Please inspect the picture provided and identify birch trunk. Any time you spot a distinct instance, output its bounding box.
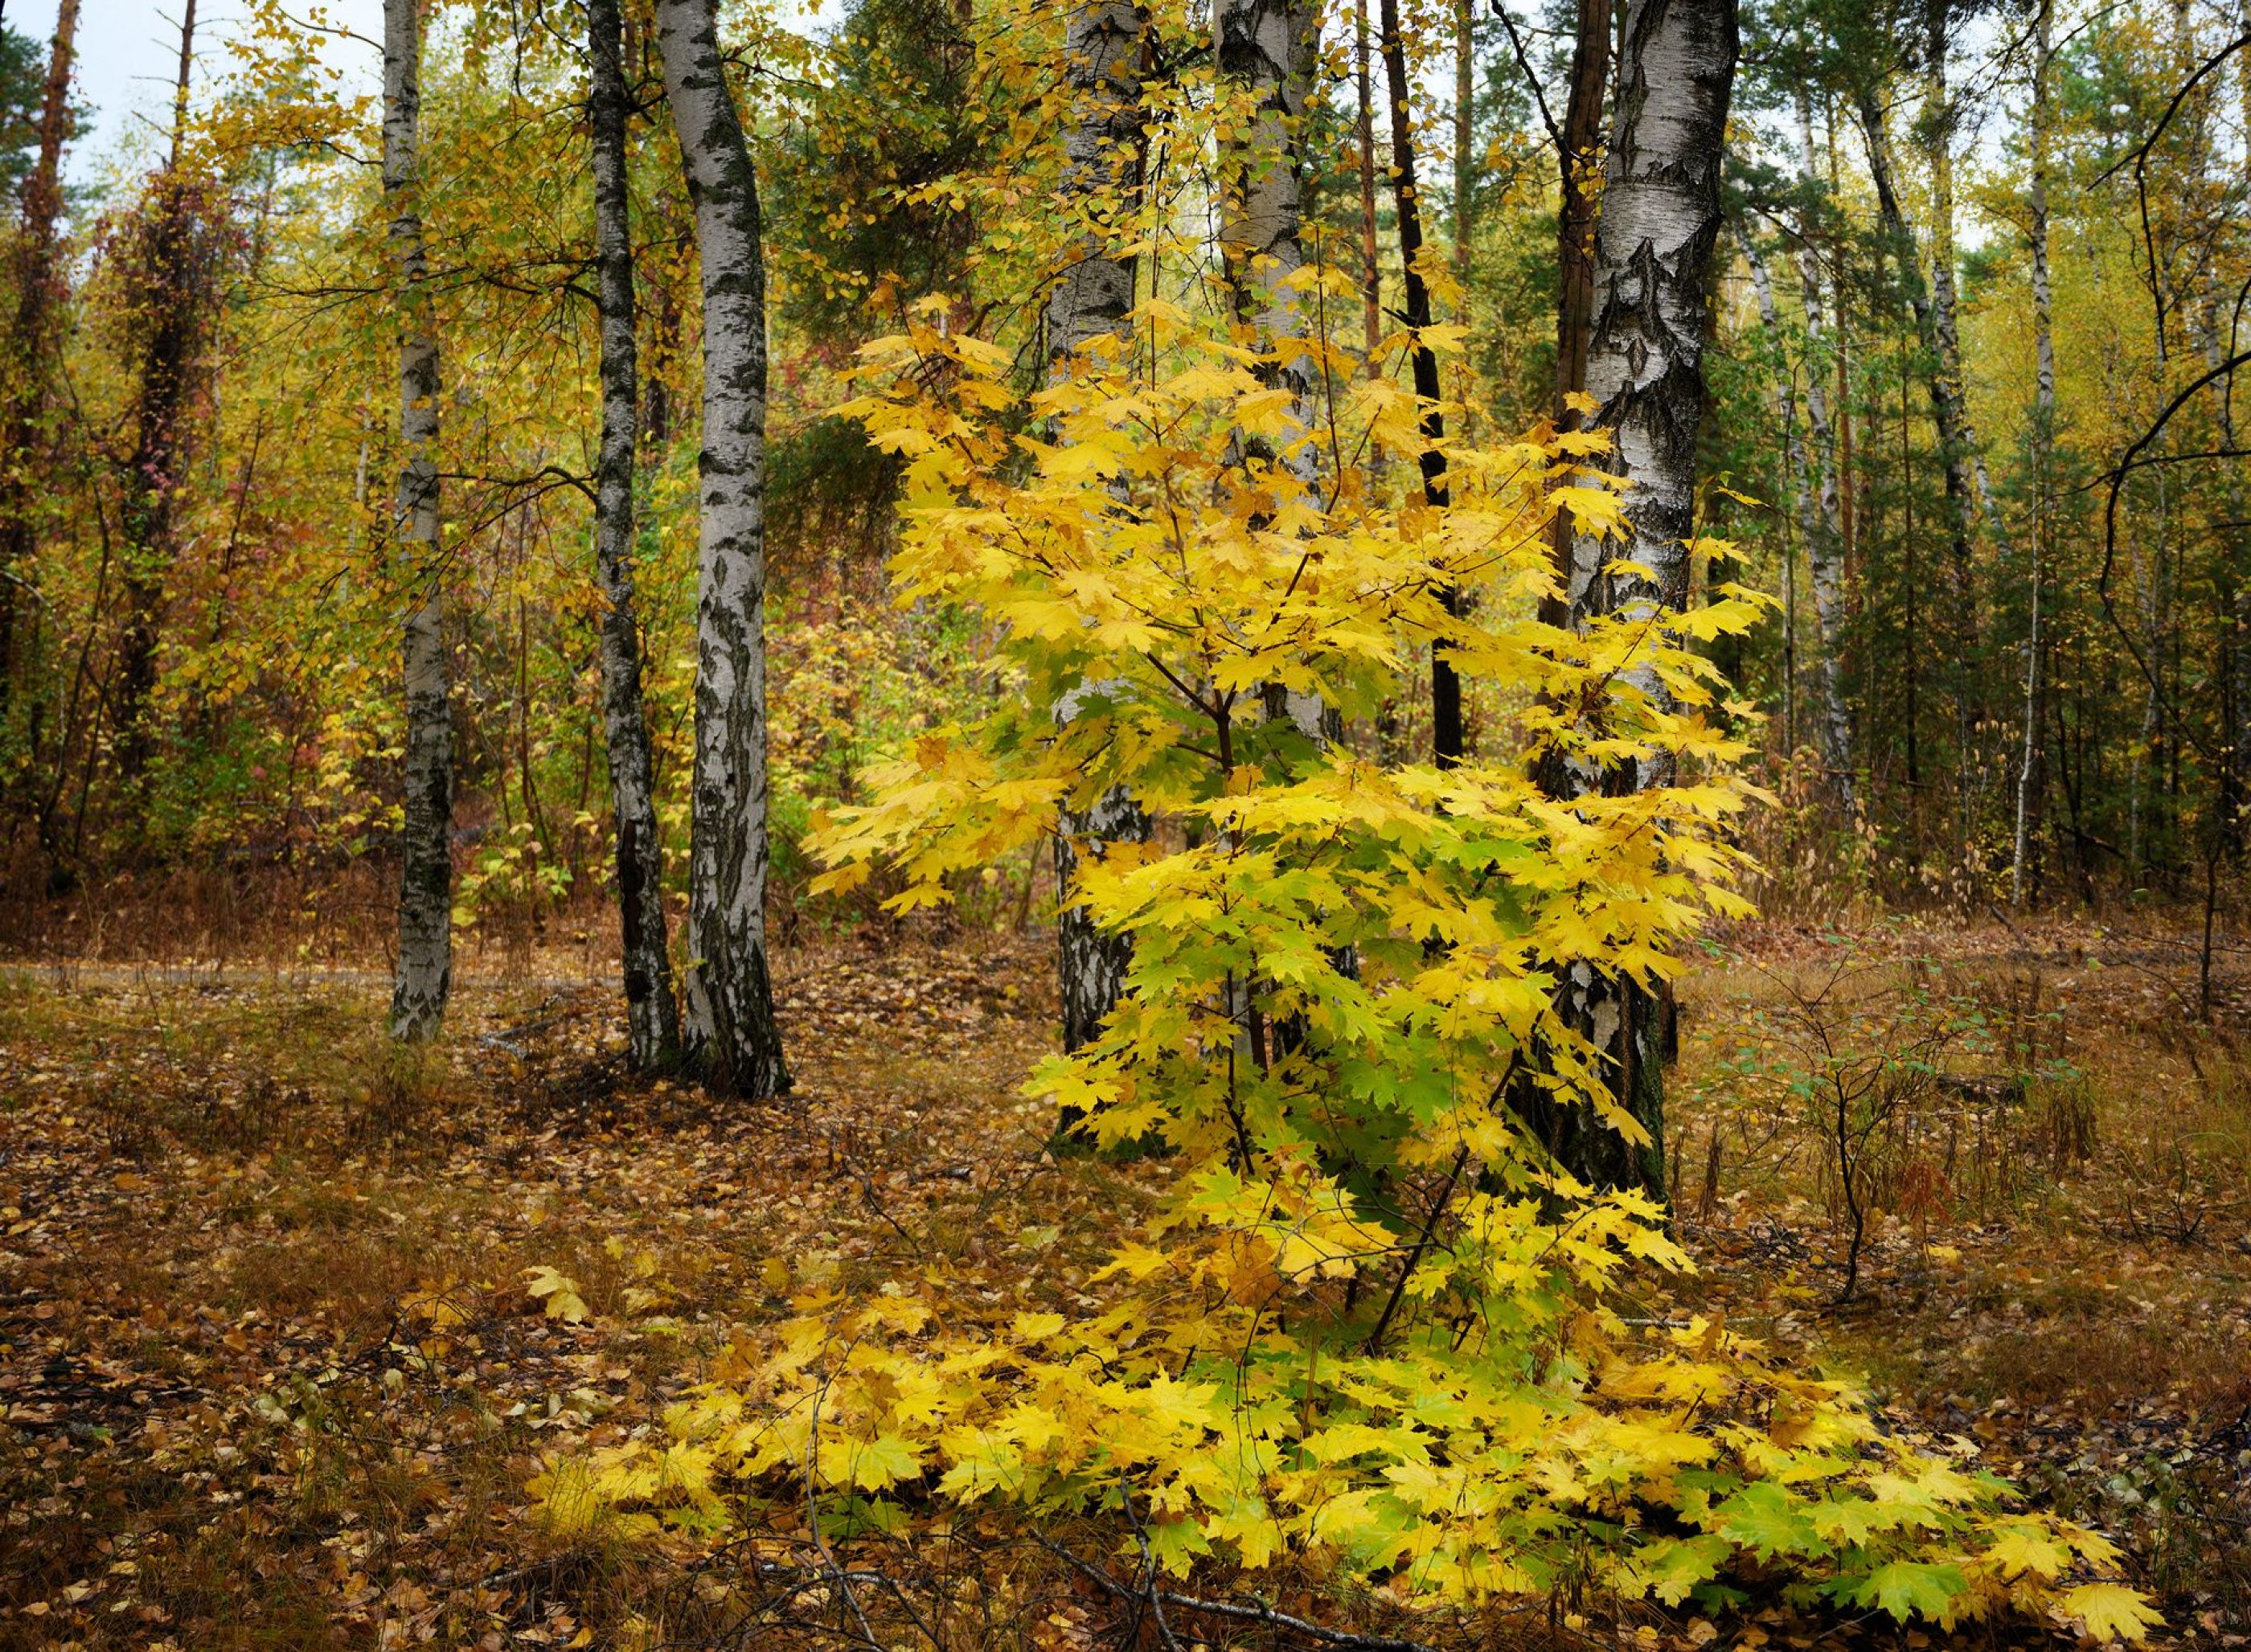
[383,0,453,1043]
[0,0,80,699]
[1856,92,1984,543]
[1216,0,1319,469]
[1737,232,1810,684]
[1743,233,1807,755]
[1047,0,1149,1056]
[1216,0,1332,1068]
[656,0,792,1098]
[1539,0,1737,1197]
[591,0,682,1069]
[2190,2,2251,842]
[1791,84,1853,810]
[1217,0,1328,748]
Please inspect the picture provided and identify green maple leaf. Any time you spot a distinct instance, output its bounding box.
[1848,1560,1966,1622]
[1715,1482,1823,1560]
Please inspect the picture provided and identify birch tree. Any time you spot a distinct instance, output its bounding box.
[1048,0,1150,1056]
[1542,0,1739,1195]
[1216,0,1326,751]
[1791,83,1853,810]
[655,0,791,1098]
[385,0,453,1042]
[1216,0,1318,457]
[589,0,680,1069]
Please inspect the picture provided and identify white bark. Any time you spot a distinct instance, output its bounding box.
[1047,1,1144,365]
[1742,235,1806,755]
[385,0,453,1043]
[1792,84,1853,810]
[1215,0,1335,1072]
[1216,0,1328,750]
[1048,0,1150,1058]
[657,0,791,1098]
[1546,0,1737,1196]
[1564,0,1738,738]
[591,0,681,1068]
[1216,0,1320,477]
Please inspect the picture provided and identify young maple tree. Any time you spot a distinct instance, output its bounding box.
[539,294,2155,1642]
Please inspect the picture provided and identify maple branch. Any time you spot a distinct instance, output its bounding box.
[1363,1142,1469,1355]
[1042,1535,1445,1652]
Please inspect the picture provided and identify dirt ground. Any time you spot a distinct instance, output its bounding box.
[0,916,2246,1649]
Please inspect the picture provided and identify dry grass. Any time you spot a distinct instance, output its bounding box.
[0,913,2247,1648]
[0,935,1094,1650]
[1671,916,2251,1634]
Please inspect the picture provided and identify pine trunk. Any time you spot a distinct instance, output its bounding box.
[656,0,792,1099]
[1540,0,1738,1198]
[591,0,682,1070]
[113,0,203,782]
[1048,0,1150,1057]
[2013,0,2056,900]
[0,0,80,699]
[1356,0,1382,367]
[1921,20,1982,846]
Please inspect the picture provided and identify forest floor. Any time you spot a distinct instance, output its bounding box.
[0,915,2246,1650]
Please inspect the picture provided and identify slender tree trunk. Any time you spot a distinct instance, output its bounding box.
[114,0,203,782]
[0,0,80,702]
[385,0,453,1042]
[590,0,681,1069]
[2193,1,2251,845]
[1920,9,1979,853]
[1356,0,1382,371]
[1544,0,1612,632]
[1379,0,1463,766]
[2013,0,2056,904]
[1540,0,1738,1198]
[1554,0,1611,428]
[1453,0,1473,301]
[1047,0,1150,1056]
[1743,236,1802,753]
[655,0,791,1098]
[1792,84,1853,810]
